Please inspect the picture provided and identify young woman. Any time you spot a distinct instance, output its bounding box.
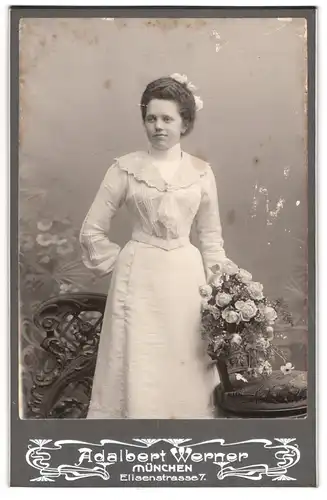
[80,74,229,418]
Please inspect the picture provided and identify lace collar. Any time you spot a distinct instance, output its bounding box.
[116,150,209,191]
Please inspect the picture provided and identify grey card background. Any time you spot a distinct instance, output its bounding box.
[11,6,316,487]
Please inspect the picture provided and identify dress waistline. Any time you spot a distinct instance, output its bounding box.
[131,230,190,251]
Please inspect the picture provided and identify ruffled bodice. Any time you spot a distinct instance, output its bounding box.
[118,150,208,191]
[80,150,226,279]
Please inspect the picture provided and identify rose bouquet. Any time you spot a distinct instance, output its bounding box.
[200,260,293,380]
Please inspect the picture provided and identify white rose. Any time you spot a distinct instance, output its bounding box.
[199,284,213,298]
[235,300,257,321]
[222,309,240,324]
[170,72,188,85]
[216,293,232,307]
[237,268,252,283]
[221,259,239,276]
[247,281,264,300]
[231,333,242,345]
[264,306,278,322]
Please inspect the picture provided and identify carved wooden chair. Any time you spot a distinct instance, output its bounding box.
[27,293,307,419]
[27,293,106,419]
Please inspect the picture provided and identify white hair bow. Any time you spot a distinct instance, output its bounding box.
[170,72,204,111]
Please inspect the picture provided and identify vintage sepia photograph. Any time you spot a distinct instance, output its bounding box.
[18,13,310,423]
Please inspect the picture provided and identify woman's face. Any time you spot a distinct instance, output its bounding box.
[144,99,186,150]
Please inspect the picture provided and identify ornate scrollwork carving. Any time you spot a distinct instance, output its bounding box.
[27,292,107,419]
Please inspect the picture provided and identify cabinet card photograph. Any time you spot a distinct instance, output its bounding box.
[11,6,316,487]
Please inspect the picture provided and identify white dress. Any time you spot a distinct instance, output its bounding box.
[79,150,227,418]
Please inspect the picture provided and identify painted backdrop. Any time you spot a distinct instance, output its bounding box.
[19,17,308,416]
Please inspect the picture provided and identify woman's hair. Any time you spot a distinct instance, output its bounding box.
[140,77,196,136]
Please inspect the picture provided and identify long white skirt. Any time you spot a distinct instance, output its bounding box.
[87,240,219,419]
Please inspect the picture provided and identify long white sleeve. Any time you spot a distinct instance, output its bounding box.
[194,166,227,280]
[79,162,127,277]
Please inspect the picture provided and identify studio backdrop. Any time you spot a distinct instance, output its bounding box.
[18,17,308,417]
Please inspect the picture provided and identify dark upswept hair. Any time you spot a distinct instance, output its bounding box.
[140,76,197,137]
